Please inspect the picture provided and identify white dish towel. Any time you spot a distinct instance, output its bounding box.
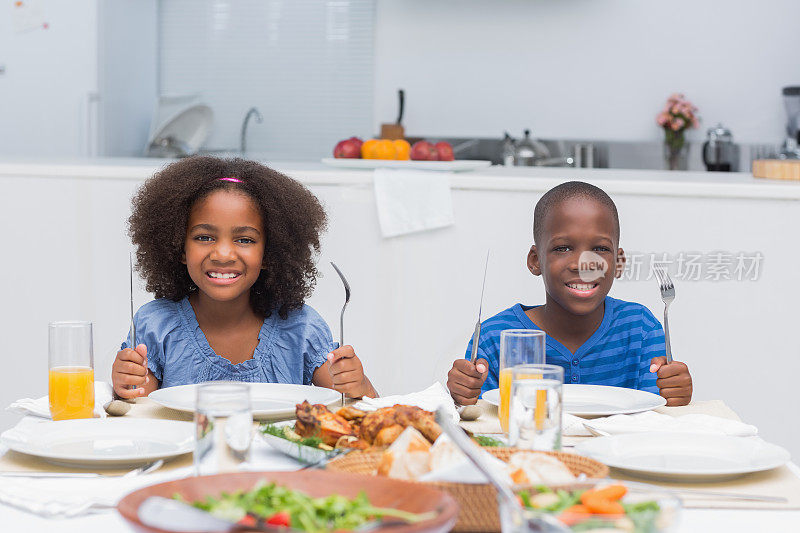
[373,168,455,238]
[6,381,114,419]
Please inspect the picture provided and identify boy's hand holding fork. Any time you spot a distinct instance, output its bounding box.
[650,357,693,406]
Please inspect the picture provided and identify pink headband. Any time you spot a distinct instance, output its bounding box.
[219,177,243,183]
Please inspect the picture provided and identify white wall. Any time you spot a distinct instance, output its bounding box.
[0,0,157,158]
[1,163,798,462]
[0,0,99,156]
[374,0,800,144]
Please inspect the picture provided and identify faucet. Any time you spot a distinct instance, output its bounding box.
[240,107,263,154]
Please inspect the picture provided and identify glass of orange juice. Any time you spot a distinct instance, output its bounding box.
[498,329,545,433]
[49,321,95,421]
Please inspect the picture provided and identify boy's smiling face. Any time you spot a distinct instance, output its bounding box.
[527,196,625,317]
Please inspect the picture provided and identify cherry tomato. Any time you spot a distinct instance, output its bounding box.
[266,511,291,527]
[236,515,257,527]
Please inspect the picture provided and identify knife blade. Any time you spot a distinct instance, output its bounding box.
[469,250,490,364]
[130,251,136,349]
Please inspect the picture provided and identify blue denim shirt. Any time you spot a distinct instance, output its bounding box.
[121,297,334,388]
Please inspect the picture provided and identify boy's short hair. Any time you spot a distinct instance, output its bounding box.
[533,181,620,244]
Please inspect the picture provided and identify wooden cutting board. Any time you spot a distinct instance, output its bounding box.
[752,159,800,180]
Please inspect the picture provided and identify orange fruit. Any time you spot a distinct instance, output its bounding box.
[361,139,380,159]
[393,139,411,160]
[372,139,397,160]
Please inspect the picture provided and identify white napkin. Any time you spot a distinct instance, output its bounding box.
[581,411,758,437]
[373,168,455,238]
[563,413,594,437]
[419,447,512,485]
[6,381,114,419]
[0,466,192,518]
[353,382,460,423]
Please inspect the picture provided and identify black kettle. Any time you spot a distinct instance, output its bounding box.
[702,124,738,172]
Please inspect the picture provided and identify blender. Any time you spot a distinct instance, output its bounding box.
[780,86,800,159]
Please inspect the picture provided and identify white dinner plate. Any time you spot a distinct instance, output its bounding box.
[575,432,790,481]
[0,418,194,468]
[149,382,341,421]
[482,384,666,416]
[320,158,492,172]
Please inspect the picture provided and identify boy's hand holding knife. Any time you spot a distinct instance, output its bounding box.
[448,251,490,406]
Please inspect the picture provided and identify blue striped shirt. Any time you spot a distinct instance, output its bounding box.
[465,297,665,395]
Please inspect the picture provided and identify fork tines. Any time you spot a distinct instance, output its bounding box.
[652,262,673,290]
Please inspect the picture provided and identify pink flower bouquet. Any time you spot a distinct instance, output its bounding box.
[657,93,700,153]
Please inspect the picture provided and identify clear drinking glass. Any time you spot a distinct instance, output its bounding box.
[508,364,564,451]
[194,382,252,476]
[498,330,546,433]
[48,321,95,420]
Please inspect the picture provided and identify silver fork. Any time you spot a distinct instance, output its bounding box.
[652,263,675,363]
[330,261,350,406]
[0,459,164,478]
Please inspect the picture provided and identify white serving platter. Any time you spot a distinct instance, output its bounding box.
[575,432,791,481]
[0,418,194,468]
[482,384,666,417]
[320,158,492,172]
[258,420,339,464]
[149,382,341,421]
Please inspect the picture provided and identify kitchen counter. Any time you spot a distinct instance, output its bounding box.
[1,157,799,463]
[2,158,800,200]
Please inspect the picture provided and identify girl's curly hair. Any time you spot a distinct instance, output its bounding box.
[129,156,327,319]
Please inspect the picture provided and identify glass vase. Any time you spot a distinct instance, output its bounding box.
[664,142,689,171]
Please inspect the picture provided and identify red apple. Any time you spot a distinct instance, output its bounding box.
[347,136,363,152]
[333,137,362,158]
[410,141,438,161]
[435,141,454,161]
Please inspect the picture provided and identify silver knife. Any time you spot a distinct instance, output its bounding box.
[130,251,137,349]
[469,250,490,363]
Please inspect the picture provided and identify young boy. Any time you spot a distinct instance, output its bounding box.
[447,181,692,407]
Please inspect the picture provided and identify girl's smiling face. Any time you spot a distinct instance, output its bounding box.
[183,189,265,305]
[528,196,625,316]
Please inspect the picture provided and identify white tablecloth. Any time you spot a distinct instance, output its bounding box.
[1,410,798,532]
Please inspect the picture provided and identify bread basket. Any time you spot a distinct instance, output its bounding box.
[327,447,609,532]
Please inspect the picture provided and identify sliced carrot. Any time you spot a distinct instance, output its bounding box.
[559,504,591,526]
[582,495,625,515]
[592,484,628,501]
[580,484,627,505]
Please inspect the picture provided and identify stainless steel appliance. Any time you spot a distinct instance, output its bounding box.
[702,124,738,171]
[780,86,800,159]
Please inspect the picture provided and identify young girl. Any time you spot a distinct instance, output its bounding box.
[111,156,377,399]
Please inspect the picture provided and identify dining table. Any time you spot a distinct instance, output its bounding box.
[0,396,797,533]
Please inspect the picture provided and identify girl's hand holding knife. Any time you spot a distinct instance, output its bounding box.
[112,344,149,399]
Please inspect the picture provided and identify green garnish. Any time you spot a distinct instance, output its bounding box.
[261,423,325,449]
[473,435,505,447]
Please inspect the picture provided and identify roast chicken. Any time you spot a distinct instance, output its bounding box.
[294,400,354,447]
[293,402,441,449]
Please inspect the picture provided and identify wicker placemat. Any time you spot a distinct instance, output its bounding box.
[327,447,608,532]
